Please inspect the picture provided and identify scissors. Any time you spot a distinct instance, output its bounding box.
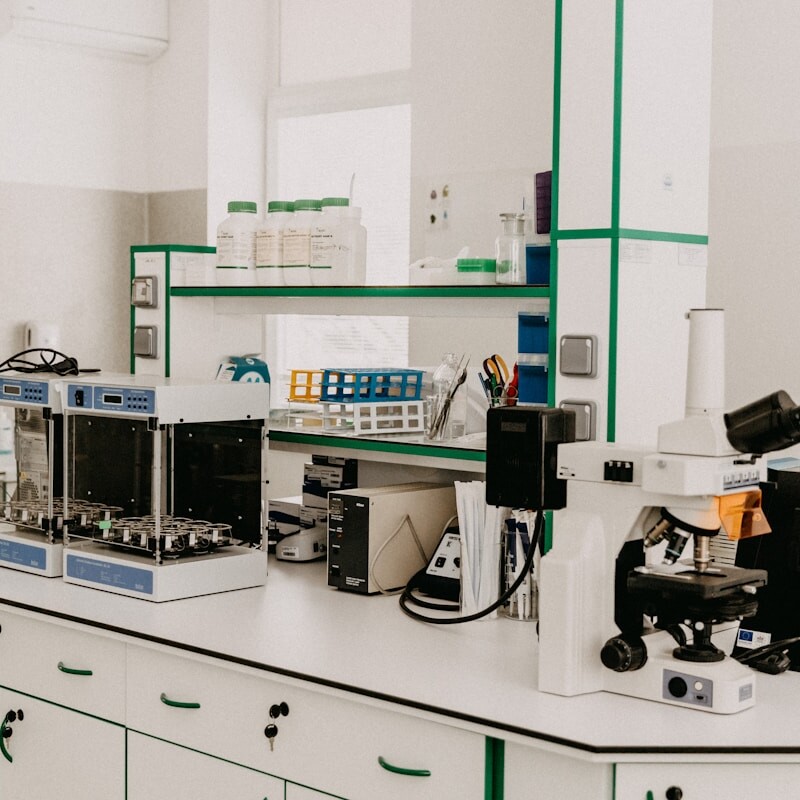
[482,354,510,395]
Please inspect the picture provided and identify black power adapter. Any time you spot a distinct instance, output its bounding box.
[485,406,576,510]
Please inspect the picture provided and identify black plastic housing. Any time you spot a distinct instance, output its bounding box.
[725,390,800,454]
[485,406,575,510]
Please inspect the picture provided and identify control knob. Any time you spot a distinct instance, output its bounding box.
[600,633,647,672]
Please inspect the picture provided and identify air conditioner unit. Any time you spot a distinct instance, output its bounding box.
[1,0,168,62]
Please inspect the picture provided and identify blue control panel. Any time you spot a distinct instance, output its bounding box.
[66,384,156,415]
[66,553,154,595]
[0,377,49,406]
[0,538,47,570]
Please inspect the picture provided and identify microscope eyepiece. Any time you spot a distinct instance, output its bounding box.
[724,390,800,454]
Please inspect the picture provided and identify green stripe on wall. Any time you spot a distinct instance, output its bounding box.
[549,0,563,409]
[607,0,626,442]
[555,227,708,245]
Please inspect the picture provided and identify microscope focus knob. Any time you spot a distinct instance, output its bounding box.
[600,634,647,672]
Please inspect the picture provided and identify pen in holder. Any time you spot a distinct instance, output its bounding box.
[503,513,538,621]
[479,358,518,408]
[426,354,468,441]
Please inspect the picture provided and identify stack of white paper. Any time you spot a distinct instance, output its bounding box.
[456,480,509,617]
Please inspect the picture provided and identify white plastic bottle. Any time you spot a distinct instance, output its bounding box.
[338,205,367,285]
[282,199,321,286]
[216,201,258,286]
[255,201,294,286]
[310,197,349,286]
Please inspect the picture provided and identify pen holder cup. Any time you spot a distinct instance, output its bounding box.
[425,393,466,441]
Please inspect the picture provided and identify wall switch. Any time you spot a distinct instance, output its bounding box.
[133,325,158,358]
[559,335,597,377]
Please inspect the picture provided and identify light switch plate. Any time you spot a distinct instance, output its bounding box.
[131,275,158,307]
[133,325,158,358]
[559,399,597,441]
[560,335,597,377]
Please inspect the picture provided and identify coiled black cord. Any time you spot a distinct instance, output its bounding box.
[398,508,543,625]
[0,348,99,376]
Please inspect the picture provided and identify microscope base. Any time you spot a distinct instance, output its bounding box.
[603,631,755,714]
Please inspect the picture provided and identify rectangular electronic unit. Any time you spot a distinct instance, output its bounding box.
[60,373,270,601]
[0,373,66,577]
[327,482,456,594]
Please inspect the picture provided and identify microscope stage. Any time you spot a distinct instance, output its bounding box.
[628,564,767,600]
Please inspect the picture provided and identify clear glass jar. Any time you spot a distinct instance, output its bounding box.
[216,201,258,286]
[426,353,467,441]
[495,212,526,285]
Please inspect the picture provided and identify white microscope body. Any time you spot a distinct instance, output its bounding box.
[538,310,800,713]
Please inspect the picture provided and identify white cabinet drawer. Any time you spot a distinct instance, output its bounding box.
[504,741,612,799]
[0,686,125,800]
[128,731,284,800]
[126,644,485,800]
[616,762,800,799]
[0,610,126,722]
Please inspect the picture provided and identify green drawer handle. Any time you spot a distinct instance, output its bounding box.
[0,716,11,764]
[160,692,201,710]
[377,756,431,777]
[57,661,93,676]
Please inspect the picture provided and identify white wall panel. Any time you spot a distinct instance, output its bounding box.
[556,0,616,231]
[618,0,712,235]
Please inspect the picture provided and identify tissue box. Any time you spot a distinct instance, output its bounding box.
[216,356,271,383]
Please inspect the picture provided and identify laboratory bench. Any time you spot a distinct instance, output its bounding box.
[1,560,799,799]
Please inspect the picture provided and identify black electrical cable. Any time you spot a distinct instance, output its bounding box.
[733,636,800,665]
[398,508,543,624]
[0,348,99,376]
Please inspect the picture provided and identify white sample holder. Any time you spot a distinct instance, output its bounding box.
[322,400,425,435]
[60,374,270,602]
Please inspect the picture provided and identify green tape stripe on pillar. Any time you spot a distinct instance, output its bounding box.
[129,248,136,374]
[555,228,708,245]
[607,0,626,443]
[164,252,171,378]
[549,0,563,409]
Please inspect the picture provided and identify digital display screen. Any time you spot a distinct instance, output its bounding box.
[103,393,123,406]
[2,385,21,396]
[501,421,528,433]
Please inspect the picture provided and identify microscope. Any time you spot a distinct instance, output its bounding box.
[538,309,800,713]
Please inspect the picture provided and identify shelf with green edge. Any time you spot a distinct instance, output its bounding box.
[268,424,488,473]
[171,284,550,319]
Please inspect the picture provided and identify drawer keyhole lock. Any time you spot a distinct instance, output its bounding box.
[1,709,24,763]
[264,702,289,752]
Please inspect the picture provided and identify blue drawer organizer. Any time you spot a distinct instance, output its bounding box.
[517,313,549,405]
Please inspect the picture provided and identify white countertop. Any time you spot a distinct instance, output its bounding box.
[1,558,800,758]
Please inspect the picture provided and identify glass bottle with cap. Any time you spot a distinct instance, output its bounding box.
[216,201,258,286]
[495,212,526,285]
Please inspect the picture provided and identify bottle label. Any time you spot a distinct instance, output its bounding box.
[217,231,255,268]
[282,227,311,267]
[256,230,282,267]
[310,225,336,270]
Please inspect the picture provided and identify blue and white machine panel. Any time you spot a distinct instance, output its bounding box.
[0,538,47,570]
[65,553,154,595]
[0,377,49,406]
[66,384,156,416]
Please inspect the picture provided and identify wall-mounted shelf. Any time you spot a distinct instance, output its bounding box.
[171,285,549,318]
[268,418,486,473]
